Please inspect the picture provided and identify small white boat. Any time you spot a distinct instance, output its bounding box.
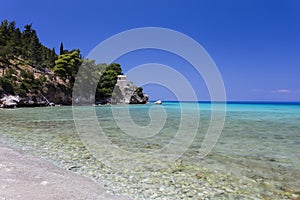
[154,100,162,105]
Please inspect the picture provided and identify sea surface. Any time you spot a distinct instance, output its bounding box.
[0,102,299,199]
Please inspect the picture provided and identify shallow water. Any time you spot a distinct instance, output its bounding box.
[0,102,299,199]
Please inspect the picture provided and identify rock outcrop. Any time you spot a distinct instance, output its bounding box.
[45,83,72,105]
[130,91,149,104]
[110,75,149,105]
[18,96,47,107]
[0,95,20,108]
[0,94,49,108]
[0,74,148,108]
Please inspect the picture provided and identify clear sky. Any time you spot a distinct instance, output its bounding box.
[1,0,299,102]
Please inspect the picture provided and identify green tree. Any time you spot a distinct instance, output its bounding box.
[96,63,122,100]
[20,24,42,67]
[0,77,14,94]
[0,20,15,73]
[54,50,82,86]
[105,63,122,75]
[0,45,12,74]
[135,87,144,98]
[21,24,33,59]
[29,30,42,66]
[72,59,106,103]
[12,28,22,55]
[0,20,57,71]
[60,42,64,55]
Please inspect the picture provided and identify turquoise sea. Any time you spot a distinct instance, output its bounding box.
[0,102,299,199]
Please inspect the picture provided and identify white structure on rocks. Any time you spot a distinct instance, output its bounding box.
[115,75,136,104]
[117,75,127,82]
[116,75,128,88]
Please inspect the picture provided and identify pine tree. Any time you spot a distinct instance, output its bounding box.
[0,20,14,72]
[60,42,64,55]
[30,30,42,67]
[22,24,33,60]
[54,50,82,86]
[12,28,22,55]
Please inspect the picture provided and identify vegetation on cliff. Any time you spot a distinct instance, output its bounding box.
[0,20,56,73]
[0,20,146,106]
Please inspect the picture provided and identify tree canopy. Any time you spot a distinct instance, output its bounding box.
[96,63,122,100]
[54,50,82,85]
[0,20,57,70]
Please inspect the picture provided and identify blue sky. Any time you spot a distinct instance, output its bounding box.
[1,0,299,101]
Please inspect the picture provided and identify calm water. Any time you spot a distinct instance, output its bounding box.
[0,102,300,196]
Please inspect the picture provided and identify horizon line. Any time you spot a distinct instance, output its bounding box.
[148,100,300,105]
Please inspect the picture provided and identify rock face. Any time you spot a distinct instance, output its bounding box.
[0,81,73,108]
[130,92,149,104]
[45,83,72,105]
[18,96,47,107]
[0,75,148,108]
[0,95,20,108]
[0,94,49,108]
[111,75,149,104]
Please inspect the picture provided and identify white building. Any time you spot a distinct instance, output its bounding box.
[117,75,127,81]
[115,75,136,104]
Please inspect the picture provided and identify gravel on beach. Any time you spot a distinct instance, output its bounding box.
[0,142,131,200]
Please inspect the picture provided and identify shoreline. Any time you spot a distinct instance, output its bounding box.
[0,137,131,200]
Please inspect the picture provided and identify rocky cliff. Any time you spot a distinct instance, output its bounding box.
[0,71,148,108]
[109,75,148,105]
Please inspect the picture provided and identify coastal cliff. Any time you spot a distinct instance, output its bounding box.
[0,67,148,108]
[0,20,148,108]
[110,75,149,105]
